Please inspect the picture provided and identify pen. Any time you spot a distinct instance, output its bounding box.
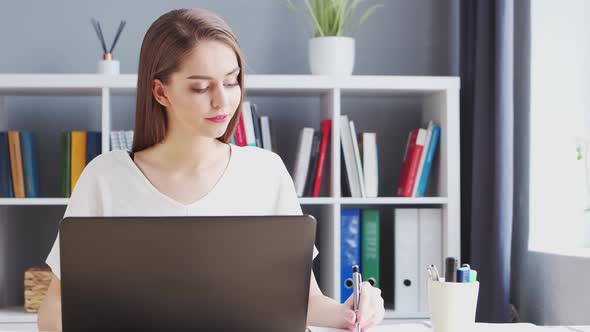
[352,265,362,332]
[427,264,441,281]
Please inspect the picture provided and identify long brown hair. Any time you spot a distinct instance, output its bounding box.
[132,8,245,153]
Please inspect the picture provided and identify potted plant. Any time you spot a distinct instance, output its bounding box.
[285,0,383,75]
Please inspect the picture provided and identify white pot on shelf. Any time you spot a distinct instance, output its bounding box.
[97,53,120,75]
[308,36,355,75]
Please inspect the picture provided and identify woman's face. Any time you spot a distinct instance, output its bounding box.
[155,40,242,140]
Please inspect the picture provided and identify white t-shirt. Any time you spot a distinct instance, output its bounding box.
[45,144,318,279]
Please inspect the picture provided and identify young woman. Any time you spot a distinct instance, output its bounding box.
[38,8,384,331]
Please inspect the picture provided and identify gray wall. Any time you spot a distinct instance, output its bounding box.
[0,0,459,306]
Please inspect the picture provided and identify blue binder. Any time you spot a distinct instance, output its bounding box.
[340,208,361,303]
[0,132,14,197]
[20,131,40,198]
[417,125,441,197]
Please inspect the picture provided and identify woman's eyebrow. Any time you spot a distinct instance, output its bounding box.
[186,67,240,80]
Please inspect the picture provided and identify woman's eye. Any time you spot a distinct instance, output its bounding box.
[191,87,208,93]
[224,81,239,87]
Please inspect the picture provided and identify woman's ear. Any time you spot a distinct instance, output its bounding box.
[152,79,171,108]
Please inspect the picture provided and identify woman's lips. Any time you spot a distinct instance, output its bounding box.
[206,115,229,123]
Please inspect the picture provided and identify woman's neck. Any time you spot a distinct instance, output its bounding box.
[156,130,228,174]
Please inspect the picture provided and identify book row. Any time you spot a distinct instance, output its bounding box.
[0,131,40,198]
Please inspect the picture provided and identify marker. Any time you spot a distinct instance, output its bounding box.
[457,264,470,283]
[445,257,458,282]
[469,269,478,282]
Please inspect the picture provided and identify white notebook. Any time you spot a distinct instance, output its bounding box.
[307,324,430,332]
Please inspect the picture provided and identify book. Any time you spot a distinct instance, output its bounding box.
[20,131,40,198]
[412,121,434,197]
[416,124,441,197]
[361,132,378,198]
[70,131,87,193]
[241,101,256,147]
[312,119,331,197]
[62,131,71,197]
[396,128,427,197]
[250,103,262,148]
[8,131,25,198]
[340,115,362,197]
[349,120,366,197]
[86,132,102,165]
[0,132,14,198]
[260,115,273,151]
[304,132,321,197]
[292,127,315,197]
[234,111,247,146]
[109,131,120,150]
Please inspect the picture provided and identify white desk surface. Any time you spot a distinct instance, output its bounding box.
[1,322,588,332]
[308,323,590,332]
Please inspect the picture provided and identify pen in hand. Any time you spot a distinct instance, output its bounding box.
[352,265,362,332]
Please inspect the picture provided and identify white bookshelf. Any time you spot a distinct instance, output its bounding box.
[0,74,460,321]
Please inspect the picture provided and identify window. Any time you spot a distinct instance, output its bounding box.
[529,0,590,250]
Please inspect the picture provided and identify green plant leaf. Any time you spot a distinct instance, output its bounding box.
[344,0,360,36]
[353,3,384,35]
[284,0,312,37]
[305,0,325,37]
[331,0,348,36]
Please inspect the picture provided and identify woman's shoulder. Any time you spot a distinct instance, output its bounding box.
[82,149,133,177]
[231,145,286,172]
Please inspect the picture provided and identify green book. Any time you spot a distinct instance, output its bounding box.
[61,131,71,197]
[361,209,380,288]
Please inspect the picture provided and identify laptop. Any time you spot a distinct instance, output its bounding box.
[59,215,317,332]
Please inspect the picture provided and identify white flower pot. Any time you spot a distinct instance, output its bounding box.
[308,37,355,75]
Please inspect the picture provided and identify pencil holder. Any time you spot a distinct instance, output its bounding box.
[428,279,480,332]
[97,53,120,75]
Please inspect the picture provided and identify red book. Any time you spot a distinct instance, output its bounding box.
[396,128,427,197]
[234,112,247,146]
[312,119,332,197]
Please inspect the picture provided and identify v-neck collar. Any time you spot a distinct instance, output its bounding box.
[120,144,234,210]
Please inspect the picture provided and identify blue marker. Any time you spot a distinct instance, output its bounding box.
[457,264,470,283]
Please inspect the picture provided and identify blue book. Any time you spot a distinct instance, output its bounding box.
[20,131,40,198]
[86,131,102,165]
[340,208,361,303]
[417,125,441,197]
[0,132,14,197]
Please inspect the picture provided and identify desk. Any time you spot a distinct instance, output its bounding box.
[308,323,590,331]
[2,322,589,331]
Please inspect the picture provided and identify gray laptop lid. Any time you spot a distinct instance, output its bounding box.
[59,215,316,332]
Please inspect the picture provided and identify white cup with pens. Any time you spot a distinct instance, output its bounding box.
[427,257,480,332]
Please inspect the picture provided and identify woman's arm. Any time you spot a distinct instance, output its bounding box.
[37,273,62,332]
[307,271,385,331]
[306,271,352,329]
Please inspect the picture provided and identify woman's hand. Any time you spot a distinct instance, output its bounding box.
[340,281,385,331]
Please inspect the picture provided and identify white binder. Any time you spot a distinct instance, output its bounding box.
[395,208,443,314]
[394,208,419,313]
[418,208,443,313]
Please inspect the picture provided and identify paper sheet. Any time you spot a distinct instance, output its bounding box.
[307,323,430,332]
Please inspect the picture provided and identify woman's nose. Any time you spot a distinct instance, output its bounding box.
[211,84,229,109]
